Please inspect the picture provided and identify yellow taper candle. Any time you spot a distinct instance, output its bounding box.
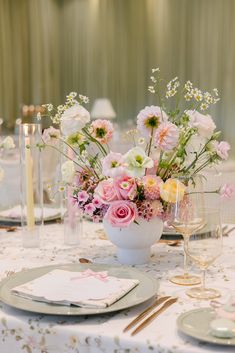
[25,136,35,229]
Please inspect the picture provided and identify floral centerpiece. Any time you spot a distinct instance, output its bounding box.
[40,69,233,264]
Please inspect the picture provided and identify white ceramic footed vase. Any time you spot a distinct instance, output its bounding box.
[103,217,163,265]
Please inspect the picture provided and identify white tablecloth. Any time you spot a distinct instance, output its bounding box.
[0,221,234,353]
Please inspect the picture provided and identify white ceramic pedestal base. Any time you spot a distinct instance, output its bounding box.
[103,217,163,265]
[117,247,151,265]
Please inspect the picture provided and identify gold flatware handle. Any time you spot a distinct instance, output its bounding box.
[131,297,178,336]
[79,258,92,264]
[223,226,235,236]
[158,239,181,246]
[123,296,171,332]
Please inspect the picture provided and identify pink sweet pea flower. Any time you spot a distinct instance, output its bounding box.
[216,141,230,160]
[84,203,96,215]
[104,200,138,227]
[220,183,234,199]
[77,191,89,203]
[114,176,137,200]
[92,197,103,208]
[95,179,120,204]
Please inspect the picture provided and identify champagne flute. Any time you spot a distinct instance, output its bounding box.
[185,209,222,299]
[167,175,205,285]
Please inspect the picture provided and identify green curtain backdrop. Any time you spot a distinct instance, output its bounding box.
[0,0,235,151]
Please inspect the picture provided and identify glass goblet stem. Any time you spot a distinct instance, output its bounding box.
[201,268,206,290]
[183,235,190,278]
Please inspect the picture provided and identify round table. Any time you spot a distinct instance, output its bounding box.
[0,221,234,353]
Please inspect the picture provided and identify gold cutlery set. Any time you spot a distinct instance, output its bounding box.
[123,296,178,335]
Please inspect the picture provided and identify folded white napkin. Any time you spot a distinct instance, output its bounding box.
[11,269,139,308]
[0,205,60,220]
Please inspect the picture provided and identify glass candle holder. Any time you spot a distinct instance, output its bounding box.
[19,123,43,247]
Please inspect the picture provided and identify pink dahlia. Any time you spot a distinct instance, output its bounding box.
[90,119,114,144]
[154,122,179,151]
[142,175,163,200]
[102,152,125,178]
[137,106,168,137]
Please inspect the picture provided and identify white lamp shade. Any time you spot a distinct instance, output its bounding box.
[91,98,116,120]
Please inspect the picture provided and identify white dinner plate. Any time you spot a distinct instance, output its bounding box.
[0,206,61,225]
[177,308,235,346]
[0,263,159,315]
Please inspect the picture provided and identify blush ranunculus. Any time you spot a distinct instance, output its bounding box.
[114,176,137,200]
[104,200,138,227]
[216,141,230,160]
[94,179,120,204]
[188,110,216,138]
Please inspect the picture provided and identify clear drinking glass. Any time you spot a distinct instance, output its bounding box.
[185,209,223,299]
[19,123,43,247]
[167,175,205,285]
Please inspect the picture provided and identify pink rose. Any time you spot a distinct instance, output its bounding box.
[105,200,138,227]
[95,179,119,204]
[220,183,234,199]
[114,176,137,200]
[216,141,230,160]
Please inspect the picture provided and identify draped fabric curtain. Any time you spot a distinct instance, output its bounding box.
[0,0,235,152]
[0,0,61,127]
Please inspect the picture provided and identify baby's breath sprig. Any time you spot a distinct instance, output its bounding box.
[42,92,89,124]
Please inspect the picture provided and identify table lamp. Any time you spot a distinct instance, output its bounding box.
[91,98,116,120]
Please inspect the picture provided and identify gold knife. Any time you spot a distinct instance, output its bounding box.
[123,296,171,332]
[131,297,178,336]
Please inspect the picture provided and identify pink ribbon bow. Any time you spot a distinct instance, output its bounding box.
[71,269,108,282]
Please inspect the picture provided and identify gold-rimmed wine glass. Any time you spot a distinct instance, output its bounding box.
[167,175,205,285]
[185,209,222,299]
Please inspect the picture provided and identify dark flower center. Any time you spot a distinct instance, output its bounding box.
[96,127,106,138]
[111,161,118,168]
[145,115,160,129]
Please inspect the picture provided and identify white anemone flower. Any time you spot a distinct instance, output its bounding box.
[123,146,154,177]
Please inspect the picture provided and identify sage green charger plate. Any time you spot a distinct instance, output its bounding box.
[177,308,235,346]
[0,263,159,316]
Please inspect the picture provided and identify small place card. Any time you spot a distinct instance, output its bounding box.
[12,269,139,308]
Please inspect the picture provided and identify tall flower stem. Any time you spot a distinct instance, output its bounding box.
[82,127,107,157]
[147,128,154,157]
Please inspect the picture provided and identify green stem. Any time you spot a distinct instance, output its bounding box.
[147,128,154,157]
[183,138,213,174]
[82,127,107,156]
[161,130,192,180]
